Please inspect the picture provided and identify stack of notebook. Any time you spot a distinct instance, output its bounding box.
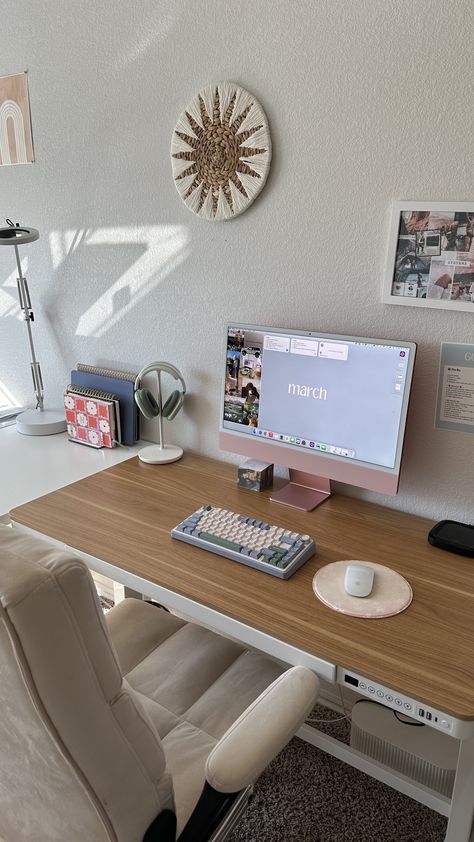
[64,386,120,448]
[65,364,139,448]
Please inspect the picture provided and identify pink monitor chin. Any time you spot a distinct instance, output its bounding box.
[219,430,399,510]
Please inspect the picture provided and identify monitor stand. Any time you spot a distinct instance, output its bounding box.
[270,470,331,512]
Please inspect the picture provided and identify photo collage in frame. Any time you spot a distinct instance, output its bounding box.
[383,203,474,310]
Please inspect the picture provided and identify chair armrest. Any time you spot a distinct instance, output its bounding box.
[205,665,319,793]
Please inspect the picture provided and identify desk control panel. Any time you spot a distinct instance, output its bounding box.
[338,667,473,739]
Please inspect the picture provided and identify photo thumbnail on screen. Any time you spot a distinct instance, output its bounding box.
[224,330,262,428]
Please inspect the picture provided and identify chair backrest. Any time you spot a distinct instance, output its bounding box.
[0,525,174,842]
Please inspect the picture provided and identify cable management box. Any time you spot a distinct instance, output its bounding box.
[350,701,459,797]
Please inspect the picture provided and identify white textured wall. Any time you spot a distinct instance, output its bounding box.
[1,0,473,521]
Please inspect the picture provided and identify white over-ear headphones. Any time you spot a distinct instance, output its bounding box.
[134,362,186,422]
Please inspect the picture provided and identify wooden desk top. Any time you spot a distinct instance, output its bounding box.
[10,453,474,720]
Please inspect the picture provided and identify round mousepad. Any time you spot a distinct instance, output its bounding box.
[312,560,413,618]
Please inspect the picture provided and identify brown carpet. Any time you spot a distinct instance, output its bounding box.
[229,709,447,842]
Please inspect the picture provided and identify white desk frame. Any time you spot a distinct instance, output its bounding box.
[3,427,473,842]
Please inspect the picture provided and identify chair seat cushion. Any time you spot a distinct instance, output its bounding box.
[107,599,284,833]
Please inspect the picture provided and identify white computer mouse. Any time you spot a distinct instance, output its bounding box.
[344,563,375,598]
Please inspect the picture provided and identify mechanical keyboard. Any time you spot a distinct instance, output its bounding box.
[171,504,316,579]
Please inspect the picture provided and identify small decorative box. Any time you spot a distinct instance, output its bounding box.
[237,458,274,491]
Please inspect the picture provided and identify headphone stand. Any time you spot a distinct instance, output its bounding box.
[137,369,184,464]
[138,444,184,464]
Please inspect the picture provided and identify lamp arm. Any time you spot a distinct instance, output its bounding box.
[14,243,44,411]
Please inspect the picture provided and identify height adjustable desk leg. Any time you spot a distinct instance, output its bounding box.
[445,738,474,842]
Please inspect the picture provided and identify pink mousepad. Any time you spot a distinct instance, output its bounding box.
[313,560,412,618]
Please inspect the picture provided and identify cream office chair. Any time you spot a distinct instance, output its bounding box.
[0,524,319,842]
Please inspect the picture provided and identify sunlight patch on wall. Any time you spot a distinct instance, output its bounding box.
[49,229,86,271]
[0,378,20,410]
[121,23,172,66]
[0,256,27,319]
[72,225,189,338]
[0,288,20,319]
[2,255,28,286]
[118,5,177,67]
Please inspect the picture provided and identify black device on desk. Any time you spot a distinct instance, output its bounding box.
[428,519,474,557]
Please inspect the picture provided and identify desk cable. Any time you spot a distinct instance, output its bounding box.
[305,683,351,726]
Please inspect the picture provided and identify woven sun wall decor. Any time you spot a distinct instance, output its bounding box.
[171,82,271,221]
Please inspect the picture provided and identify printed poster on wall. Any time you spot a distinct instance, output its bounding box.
[0,72,34,166]
[435,343,474,433]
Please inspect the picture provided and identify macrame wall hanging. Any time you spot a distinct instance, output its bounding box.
[171,82,271,221]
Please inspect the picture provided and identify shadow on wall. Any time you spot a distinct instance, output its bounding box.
[40,224,190,362]
[32,10,191,355]
[0,224,190,398]
[180,367,214,453]
[0,2,191,402]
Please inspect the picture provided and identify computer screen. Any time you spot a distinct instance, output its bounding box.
[219,324,416,509]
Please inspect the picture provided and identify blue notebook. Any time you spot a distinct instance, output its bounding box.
[71,366,138,445]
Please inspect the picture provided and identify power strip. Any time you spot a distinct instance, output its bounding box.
[338,667,473,739]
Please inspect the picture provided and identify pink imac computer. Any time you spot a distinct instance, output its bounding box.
[219,324,416,510]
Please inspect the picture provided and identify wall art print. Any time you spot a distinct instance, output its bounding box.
[171,82,271,221]
[383,202,474,311]
[0,72,34,166]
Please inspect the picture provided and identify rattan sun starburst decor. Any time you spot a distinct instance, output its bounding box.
[171,82,271,220]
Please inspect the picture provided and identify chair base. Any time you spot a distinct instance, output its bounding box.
[143,808,177,842]
[208,786,253,842]
[178,782,252,842]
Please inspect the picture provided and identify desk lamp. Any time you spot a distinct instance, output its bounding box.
[0,220,66,435]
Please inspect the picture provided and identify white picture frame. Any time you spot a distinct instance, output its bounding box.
[382,201,474,311]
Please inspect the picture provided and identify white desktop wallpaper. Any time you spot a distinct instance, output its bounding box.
[0,0,472,521]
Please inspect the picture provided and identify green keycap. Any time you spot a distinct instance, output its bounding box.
[199,533,242,552]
